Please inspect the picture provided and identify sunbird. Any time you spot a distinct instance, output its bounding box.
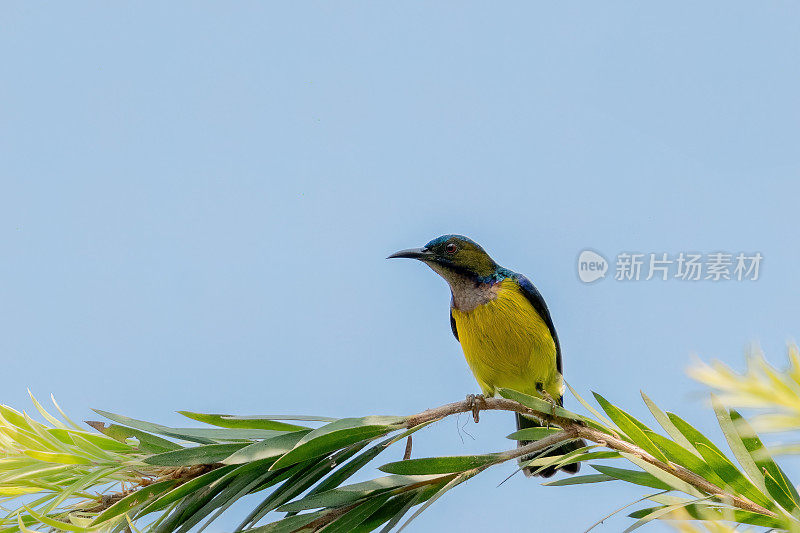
[389,234,584,477]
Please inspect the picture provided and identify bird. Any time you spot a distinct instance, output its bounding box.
[388,234,584,477]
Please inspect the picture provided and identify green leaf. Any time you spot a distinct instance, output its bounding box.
[177,411,308,432]
[630,503,785,528]
[591,465,671,491]
[93,410,283,443]
[269,417,402,471]
[154,468,240,533]
[157,427,285,442]
[0,426,53,453]
[27,391,70,430]
[506,427,561,441]
[49,394,83,431]
[318,493,392,533]
[566,381,616,429]
[622,453,703,497]
[547,450,620,467]
[22,506,86,532]
[229,414,337,422]
[235,460,330,530]
[764,469,800,515]
[645,432,727,488]
[520,443,594,471]
[521,446,617,477]
[543,473,616,486]
[307,436,393,495]
[640,392,697,453]
[229,462,314,531]
[21,451,92,465]
[710,396,767,493]
[139,465,238,515]
[176,460,277,533]
[222,431,310,465]
[278,475,444,512]
[377,490,425,533]
[592,393,650,432]
[241,510,326,533]
[277,487,377,513]
[283,429,430,517]
[92,410,178,438]
[694,442,774,510]
[45,427,75,446]
[666,411,726,458]
[52,428,131,452]
[85,421,182,453]
[93,480,179,524]
[380,454,499,475]
[194,461,276,533]
[42,465,125,515]
[592,393,669,463]
[69,432,117,461]
[22,411,73,453]
[627,505,669,518]
[351,492,419,533]
[0,463,72,484]
[730,409,800,506]
[324,473,419,493]
[238,443,373,529]
[144,443,250,466]
[623,496,714,532]
[0,406,32,431]
[397,472,466,532]
[496,388,585,422]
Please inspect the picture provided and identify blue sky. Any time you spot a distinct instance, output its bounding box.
[2,3,799,531]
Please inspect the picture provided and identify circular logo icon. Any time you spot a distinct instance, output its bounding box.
[577,250,608,283]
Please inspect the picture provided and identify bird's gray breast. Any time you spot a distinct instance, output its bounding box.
[426,263,498,312]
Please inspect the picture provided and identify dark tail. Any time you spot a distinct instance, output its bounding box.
[515,413,585,478]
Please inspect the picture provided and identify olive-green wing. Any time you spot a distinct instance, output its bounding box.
[514,274,563,379]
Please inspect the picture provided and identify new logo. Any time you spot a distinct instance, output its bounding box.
[577,250,609,283]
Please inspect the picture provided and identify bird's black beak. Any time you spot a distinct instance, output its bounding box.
[387,247,434,261]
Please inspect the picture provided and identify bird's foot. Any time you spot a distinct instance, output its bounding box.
[540,391,557,418]
[534,383,557,425]
[466,394,487,423]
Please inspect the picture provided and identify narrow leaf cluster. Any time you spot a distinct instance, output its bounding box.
[1,347,799,531]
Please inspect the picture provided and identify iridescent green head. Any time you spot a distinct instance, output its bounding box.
[388,234,499,280]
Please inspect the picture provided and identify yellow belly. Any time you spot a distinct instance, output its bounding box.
[451,280,562,399]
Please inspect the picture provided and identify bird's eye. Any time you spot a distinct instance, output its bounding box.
[445,243,458,254]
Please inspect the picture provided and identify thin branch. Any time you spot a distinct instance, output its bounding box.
[404,396,776,518]
[403,436,413,460]
[574,425,775,518]
[74,395,777,526]
[404,397,575,428]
